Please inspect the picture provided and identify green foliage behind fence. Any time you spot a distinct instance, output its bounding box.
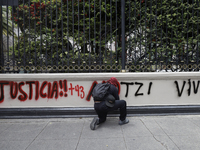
[5,0,200,72]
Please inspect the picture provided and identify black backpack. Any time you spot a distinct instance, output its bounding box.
[92,83,110,100]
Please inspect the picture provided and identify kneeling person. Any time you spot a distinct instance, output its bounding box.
[90,77,129,130]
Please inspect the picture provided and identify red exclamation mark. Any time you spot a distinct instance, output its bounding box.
[63,80,68,97]
[59,80,63,97]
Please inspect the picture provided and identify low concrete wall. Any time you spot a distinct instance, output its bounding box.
[1,72,200,117]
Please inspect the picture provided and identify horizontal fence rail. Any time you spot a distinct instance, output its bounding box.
[0,0,200,73]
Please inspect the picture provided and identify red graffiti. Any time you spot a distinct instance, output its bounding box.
[18,81,28,101]
[59,80,63,97]
[10,81,18,99]
[63,79,68,97]
[69,83,75,95]
[0,81,10,103]
[79,86,85,99]
[40,81,48,98]
[68,83,85,99]
[51,81,59,99]
[26,81,34,100]
[0,80,85,103]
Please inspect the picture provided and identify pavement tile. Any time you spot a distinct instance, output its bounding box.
[121,117,152,137]
[0,123,12,134]
[37,119,84,140]
[169,135,200,150]
[26,139,78,150]
[0,119,48,123]
[1,115,200,150]
[139,117,167,136]
[77,137,126,150]
[125,136,178,150]
[0,122,47,141]
[188,116,200,128]
[154,117,200,136]
[153,135,180,150]
[0,140,31,150]
[81,117,123,139]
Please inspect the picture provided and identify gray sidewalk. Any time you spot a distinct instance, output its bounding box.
[0,115,200,150]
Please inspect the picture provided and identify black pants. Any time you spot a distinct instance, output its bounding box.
[94,100,127,124]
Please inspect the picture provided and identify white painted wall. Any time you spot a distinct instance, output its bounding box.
[0,72,200,108]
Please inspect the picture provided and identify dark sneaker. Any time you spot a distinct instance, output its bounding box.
[119,118,129,125]
[90,117,99,130]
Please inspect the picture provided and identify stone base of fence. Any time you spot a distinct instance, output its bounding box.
[1,105,200,119]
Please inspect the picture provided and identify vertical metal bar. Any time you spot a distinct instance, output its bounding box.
[186,0,189,66]
[7,2,9,71]
[40,0,42,71]
[72,0,74,68]
[100,0,102,69]
[33,3,37,72]
[89,0,91,67]
[34,2,37,72]
[67,0,69,71]
[181,0,183,63]
[17,3,19,72]
[192,0,194,63]
[170,1,173,67]
[176,0,178,68]
[139,0,141,71]
[145,0,147,70]
[197,0,199,65]
[12,6,15,72]
[28,0,31,71]
[0,6,2,72]
[149,0,153,70]
[23,0,25,70]
[110,0,112,71]
[155,0,158,71]
[50,0,52,68]
[165,1,168,71]
[115,0,117,67]
[83,0,85,68]
[128,0,131,68]
[94,0,96,67]
[160,0,163,70]
[121,0,125,71]
[45,0,47,71]
[56,0,58,70]
[150,0,152,71]
[61,0,63,67]
[78,0,80,68]
[134,0,136,66]
[105,0,106,66]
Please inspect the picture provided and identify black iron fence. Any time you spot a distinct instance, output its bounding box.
[1,0,200,73]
